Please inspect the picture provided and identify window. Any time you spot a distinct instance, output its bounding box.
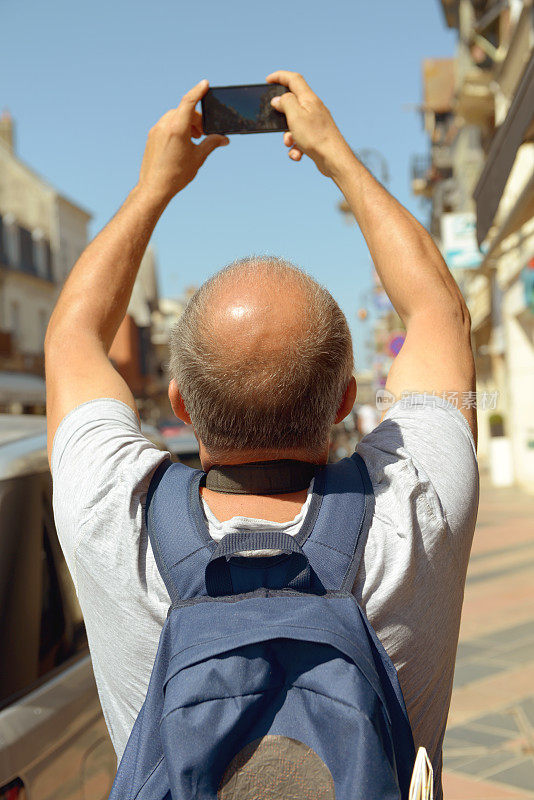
[39,520,67,674]
[44,240,53,281]
[0,214,5,264]
[3,213,20,267]
[19,226,34,274]
[32,230,48,279]
[41,490,87,667]
[38,309,48,347]
[10,301,20,346]
[138,326,151,376]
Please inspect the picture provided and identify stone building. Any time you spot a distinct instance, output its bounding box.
[108,246,163,419]
[0,110,90,412]
[413,0,534,492]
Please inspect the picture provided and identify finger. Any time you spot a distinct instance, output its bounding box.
[266,71,316,102]
[176,79,210,126]
[192,109,204,134]
[271,92,299,115]
[283,131,295,148]
[196,134,229,163]
[191,109,203,139]
[179,79,209,109]
[289,147,303,161]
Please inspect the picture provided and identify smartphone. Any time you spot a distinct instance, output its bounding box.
[201,83,288,135]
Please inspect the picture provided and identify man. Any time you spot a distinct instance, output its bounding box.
[46,72,478,798]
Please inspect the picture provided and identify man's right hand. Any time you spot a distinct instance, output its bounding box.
[267,70,352,178]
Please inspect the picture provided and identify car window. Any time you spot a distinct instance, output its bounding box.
[38,521,67,675]
[0,470,88,708]
[41,481,87,660]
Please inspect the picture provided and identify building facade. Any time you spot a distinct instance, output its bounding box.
[413,0,534,492]
[0,111,90,411]
[108,246,163,418]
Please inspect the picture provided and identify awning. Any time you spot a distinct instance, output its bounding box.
[473,52,534,245]
[482,169,534,262]
[0,371,46,404]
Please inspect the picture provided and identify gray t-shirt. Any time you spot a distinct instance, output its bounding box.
[51,394,478,795]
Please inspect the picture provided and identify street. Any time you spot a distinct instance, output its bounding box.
[442,475,534,799]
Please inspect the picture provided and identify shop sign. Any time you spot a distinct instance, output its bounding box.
[521,258,534,313]
[441,212,483,269]
[388,333,405,357]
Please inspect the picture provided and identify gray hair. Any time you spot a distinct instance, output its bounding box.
[169,256,354,457]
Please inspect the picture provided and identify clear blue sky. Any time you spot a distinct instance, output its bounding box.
[1,0,456,368]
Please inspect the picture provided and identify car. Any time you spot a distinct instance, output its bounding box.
[0,414,166,799]
[157,417,200,466]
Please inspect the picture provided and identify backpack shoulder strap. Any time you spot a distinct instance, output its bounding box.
[300,452,374,593]
[145,458,215,603]
[146,452,374,601]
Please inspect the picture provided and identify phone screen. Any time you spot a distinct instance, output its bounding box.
[201,84,288,135]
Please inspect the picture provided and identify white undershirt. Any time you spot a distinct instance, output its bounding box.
[201,480,315,555]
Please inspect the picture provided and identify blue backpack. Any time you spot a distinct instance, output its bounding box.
[109,453,415,799]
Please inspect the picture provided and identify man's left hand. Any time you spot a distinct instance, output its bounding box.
[137,79,229,205]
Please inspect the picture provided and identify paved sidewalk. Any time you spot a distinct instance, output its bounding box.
[442,476,534,799]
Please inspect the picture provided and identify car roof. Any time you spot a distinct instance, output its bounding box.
[0,413,47,445]
[0,414,48,480]
[0,414,168,481]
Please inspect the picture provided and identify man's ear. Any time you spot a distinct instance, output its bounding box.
[168,379,192,424]
[335,376,357,424]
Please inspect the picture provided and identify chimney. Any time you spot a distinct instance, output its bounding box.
[0,109,15,154]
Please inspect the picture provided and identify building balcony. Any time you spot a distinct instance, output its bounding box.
[0,347,45,377]
[411,155,453,197]
[455,46,495,127]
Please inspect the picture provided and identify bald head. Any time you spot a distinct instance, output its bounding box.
[205,265,316,380]
[169,257,354,458]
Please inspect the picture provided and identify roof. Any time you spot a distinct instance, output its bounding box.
[0,137,92,220]
[0,414,47,480]
[0,413,166,480]
[0,371,46,405]
[0,413,46,446]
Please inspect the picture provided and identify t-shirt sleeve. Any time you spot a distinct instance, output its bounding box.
[357,393,479,573]
[50,398,169,591]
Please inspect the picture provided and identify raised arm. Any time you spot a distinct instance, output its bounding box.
[44,80,229,463]
[269,70,476,443]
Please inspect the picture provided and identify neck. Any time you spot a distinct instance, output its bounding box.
[198,443,329,472]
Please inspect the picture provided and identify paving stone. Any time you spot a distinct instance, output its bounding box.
[442,769,534,799]
[443,480,534,798]
[470,540,534,564]
[445,753,487,771]
[470,711,522,736]
[467,558,534,587]
[444,724,513,750]
[489,758,534,793]
[477,621,534,648]
[448,752,523,778]
[505,641,534,665]
[456,640,491,661]
[453,659,506,688]
[519,696,534,728]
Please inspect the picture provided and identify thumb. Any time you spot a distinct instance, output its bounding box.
[197,134,229,163]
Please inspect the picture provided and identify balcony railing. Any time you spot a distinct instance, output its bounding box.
[411,155,454,196]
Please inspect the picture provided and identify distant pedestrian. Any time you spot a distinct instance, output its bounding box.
[356,402,380,437]
[46,72,478,799]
